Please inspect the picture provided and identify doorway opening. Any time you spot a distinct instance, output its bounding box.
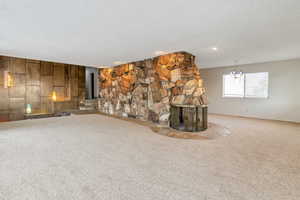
[85,67,98,100]
[90,73,95,99]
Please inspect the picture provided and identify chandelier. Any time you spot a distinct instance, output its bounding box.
[230,70,243,79]
[230,60,243,79]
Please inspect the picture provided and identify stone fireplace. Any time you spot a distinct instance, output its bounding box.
[98,51,208,131]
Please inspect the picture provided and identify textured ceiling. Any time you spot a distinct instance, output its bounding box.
[0,0,300,68]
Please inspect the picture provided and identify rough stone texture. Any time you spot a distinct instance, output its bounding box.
[98,52,207,124]
[0,55,86,121]
[0,114,299,200]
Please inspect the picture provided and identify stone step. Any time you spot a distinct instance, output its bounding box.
[79,106,97,111]
[80,99,98,108]
[84,99,98,103]
[83,102,98,106]
[79,104,97,108]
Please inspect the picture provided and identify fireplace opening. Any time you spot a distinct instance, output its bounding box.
[170,104,208,132]
[179,107,184,129]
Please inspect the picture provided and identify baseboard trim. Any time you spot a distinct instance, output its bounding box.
[208,112,300,125]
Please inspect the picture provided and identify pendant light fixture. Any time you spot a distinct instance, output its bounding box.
[230,60,243,79]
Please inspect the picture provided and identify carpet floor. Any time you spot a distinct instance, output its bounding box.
[0,114,299,200]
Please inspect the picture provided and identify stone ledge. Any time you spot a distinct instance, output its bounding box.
[95,111,231,140]
[150,123,231,140]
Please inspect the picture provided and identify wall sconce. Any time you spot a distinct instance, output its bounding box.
[7,73,13,87]
[51,91,57,114]
[52,91,57,102]
[128,64,134,71]
[26,104,32,114]
[4,71,13,88]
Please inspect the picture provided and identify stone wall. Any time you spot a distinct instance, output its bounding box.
[0,55,85,121]
[98,51,207,124]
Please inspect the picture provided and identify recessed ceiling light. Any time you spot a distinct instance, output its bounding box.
[113,61,124,65]
[98,65,110,68]
[154,51,168,56]
[212,47,218,51]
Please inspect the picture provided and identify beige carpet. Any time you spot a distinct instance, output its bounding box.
[0,114,299,200]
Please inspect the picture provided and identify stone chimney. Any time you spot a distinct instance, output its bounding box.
[98,51,208,125]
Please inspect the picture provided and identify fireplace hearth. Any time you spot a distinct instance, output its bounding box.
[170,104,208,132]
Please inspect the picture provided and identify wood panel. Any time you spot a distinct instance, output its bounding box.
[0,60,7,87]
[27,59,40,64]
[64,65,71,100]
[9,74,26,98]
[41,76,53,97]
[78,88,85,100]
[0,61,9,87]
[0,88,9,110]
[9,97,25,121]
[0,56,10,62]
[9,58,26,74]
[26,85,41,112]
[9,97,25,111]
[41,97,53,113]
[0,112,9,122]
[26,62,41,86]
[54,101,73,111]
[71,65,78,79]
[53,86,65,101]
[71,78,78,97]
[41,62,53,76]
[0,55,86,120]
[9,112,25,121]
[78,66,85,88]
[71,96,79,108]
[53,64,65,86]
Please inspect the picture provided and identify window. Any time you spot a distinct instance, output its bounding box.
[223,72,268,98]
[245,72,268,98]
[223,74,245,97]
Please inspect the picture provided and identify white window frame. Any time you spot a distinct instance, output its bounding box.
[222,72,269,99]
[222,74,245,98]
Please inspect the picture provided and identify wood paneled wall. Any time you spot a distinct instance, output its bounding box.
[0,55,85,121]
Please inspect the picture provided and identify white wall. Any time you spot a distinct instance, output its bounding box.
[201,59,300,123]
